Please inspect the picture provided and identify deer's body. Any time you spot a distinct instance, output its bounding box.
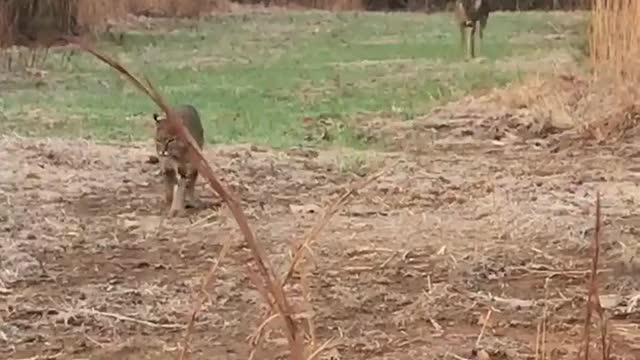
[153,104,205,216]
[454,0,490,59]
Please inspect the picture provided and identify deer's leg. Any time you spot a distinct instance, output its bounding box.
[479,16,487,40]
[459,22,468,58]
[477,18,486,54]
[469,23,477,59]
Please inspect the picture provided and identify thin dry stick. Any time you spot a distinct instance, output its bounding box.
[249,313,280,345]
[282,164,393,287]
[590,193,611,360]
[252,164,392,353]
[299,253,316,348]
[535,322,542,360]
[305,338,336,360]
[295,238,322,358]
[246,270,285,360]
[62,36,303,360]
[541,278,550,360]
[475,309,492,349]
[176,239,231,360]
[76,309,184,329]
[580,192,604,360]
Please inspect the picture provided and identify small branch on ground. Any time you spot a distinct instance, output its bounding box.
[283,164,394,287]
[251,163,393,356]
[77,308,185,329]
[579,192,611,360]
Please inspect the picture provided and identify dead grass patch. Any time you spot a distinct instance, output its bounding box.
[484,69,640,148]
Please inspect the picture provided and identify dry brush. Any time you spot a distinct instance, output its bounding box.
[589,0,640,83]
[0,0,229,48]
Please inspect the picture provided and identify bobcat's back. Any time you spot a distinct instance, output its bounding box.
[175,104,204,148]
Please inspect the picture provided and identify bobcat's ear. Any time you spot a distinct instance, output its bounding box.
[153,113,161,123]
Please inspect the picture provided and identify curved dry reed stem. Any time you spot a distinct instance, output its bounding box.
[62,36,303,359]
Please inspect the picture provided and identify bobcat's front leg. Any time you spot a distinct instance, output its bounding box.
[169,174,187,217]
[163,170,176,206]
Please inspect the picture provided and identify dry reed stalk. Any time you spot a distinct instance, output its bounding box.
[76,0,128,34]
[61,36,304,360]
[0,0,229,48]
[298,253,316,348]
[541,278,549,360]
[0,1,12,48]
[0,0,128,48]
[249,165,390,357]
[127,0,231,17]
[282,166,391,287]
[579,192,611,360]
[535,322,542,360]
[590,0,640,84]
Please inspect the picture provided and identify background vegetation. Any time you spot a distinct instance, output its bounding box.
[0,3,585,148]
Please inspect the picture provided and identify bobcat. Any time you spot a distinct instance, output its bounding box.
[153,104,205,216]
[454,0,491,59]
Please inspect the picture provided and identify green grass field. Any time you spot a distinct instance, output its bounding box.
[0,10,586,149]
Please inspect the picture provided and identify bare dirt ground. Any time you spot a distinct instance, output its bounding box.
[3,84,640,359]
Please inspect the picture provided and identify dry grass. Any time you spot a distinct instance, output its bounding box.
[3,5,639,359]
[5,111,640,358]
[76,0,128,33]
[0,0,126,47]
[296,0,365,11]
[478,68,640,151]
[585,0,640,144]
[590,0,640,81]
[0,0,230,48]
[127,0,231,17]
[483,1,640,148]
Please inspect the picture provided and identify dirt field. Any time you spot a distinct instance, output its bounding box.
[2,82,640,360]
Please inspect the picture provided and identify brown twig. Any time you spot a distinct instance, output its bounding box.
[580,191,610,360]
[475,309,492,349]
[76,309,184,329]
[282,164,393,287]
[305,338,336,360]
[62,36,303,359]
[541,278,550,360]
[251,164,392,354]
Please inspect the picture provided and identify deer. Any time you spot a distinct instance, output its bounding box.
[453,0,491,59]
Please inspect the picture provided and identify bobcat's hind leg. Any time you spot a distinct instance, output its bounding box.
[184,170,199,209]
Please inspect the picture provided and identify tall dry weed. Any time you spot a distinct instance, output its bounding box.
[76,0,128,33]
[590,0,640,84]
[0,0,229,48]
[127,0,230,17]
[0,1,12,47]
[580,0,640,143]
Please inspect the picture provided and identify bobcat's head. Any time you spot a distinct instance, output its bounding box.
[153,112,186,160]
